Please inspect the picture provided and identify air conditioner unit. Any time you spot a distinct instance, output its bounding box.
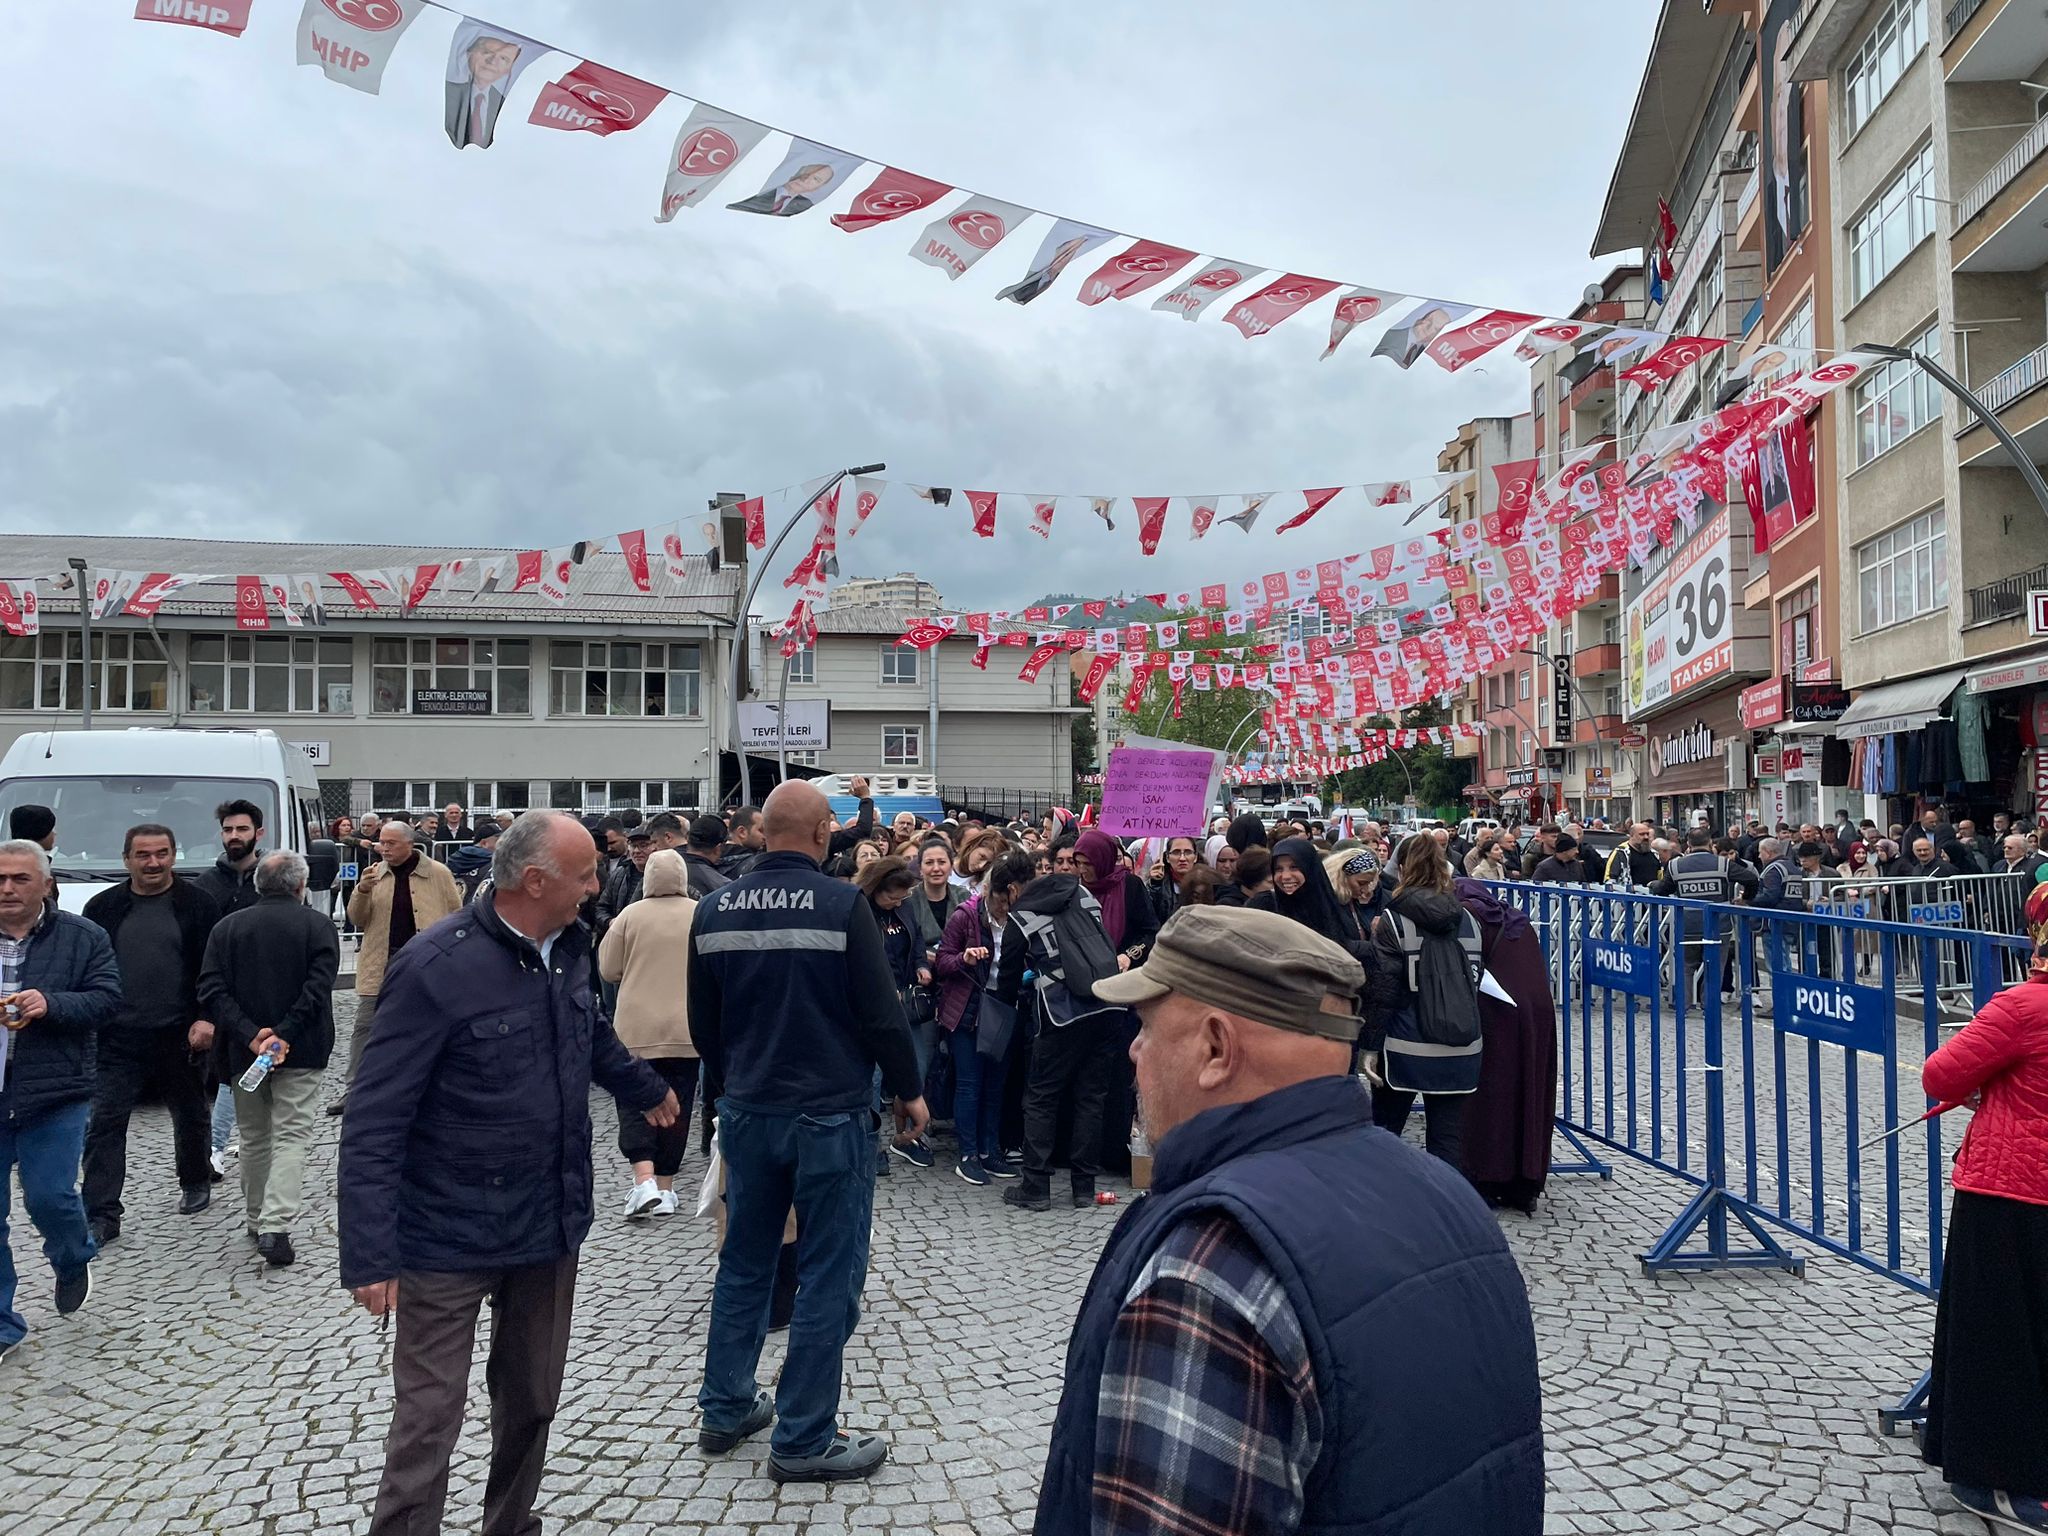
[1725,740,1751,791]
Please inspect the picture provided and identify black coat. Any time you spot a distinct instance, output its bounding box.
[193,855,261,918]
[82,876,221,1029]
[1,905,123,1126]
[199,893,340,1076]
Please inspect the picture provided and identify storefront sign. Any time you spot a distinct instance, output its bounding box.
[1643,688,1748,794]
[1553,661,1574,737]
[1796,658,1834,685]
[1790,679,1848,723]
[2031,591,2048,637]
[286,739,330,766]
[1650,722,1715,775]
[2034,697,2048,817]
[1626,509,1737,716]
[1504,765,1537,788]
[1754,750,1780,778]
[1782,745,1819,783]
[1738,676,1785,730]
[1588,766,1613,797]
[411,689,491,716]
[1586,940,1660,998]
[736,699,832,751]
[1772,973,1890,1056]
[1969,654,2048,694]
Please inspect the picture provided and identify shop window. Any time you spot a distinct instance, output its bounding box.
[372,637,529,715]
[4,630,170,713]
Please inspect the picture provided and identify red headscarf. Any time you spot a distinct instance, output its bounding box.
[1074,828,1128,946]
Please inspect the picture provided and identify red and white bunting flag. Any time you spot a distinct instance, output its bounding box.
[536,548,577,605]
[328,571,379,610]
[832,166,953,232]
[616,528,652,592]
[727,140,864,219]
[1132,497,1171,556]
[1620,336,1728,389]
[137,0,253,36]
[121,573,189,617]
[1188,496,1220,541]
[652,527,690,580]
[1088,496,1116,531]
[1027,497,1056,539]
[897,618,955,650]
[997,218,1114,305]
[0,583,23,638]
[909,193,1029,280]
[1222,274,1339,340]
[1515,319,1600,360]
[1017,642,1062,683]
[1588,327,1662,367]
[1076,653,1116,702]
[851,477,883,533]
[1151,258,1260,322]
[1364,482,1411,507]
[1492,458,1539,516]
[234,575,270,630]
[738,496,766,550]
[260,576,303,628]
[1220,493,1269,533]
[1320,287,1402,360]
[965,490,999,538]
[1373,301,1476,369]
[1076,239,1196,306]
[656,104,771,221]
[528,59,667,137]
[1275,487,1344,535]
[401,564,441,609]
[296,0,424,94]
[1425,309,1539,372]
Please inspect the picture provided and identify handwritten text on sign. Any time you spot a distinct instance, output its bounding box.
[1098,746,1218,836]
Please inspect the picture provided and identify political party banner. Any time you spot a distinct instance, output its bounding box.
[1222,274,1339,340]
[136,0,254,37]
[1373,300,1476,369]
[1321,288,1399,359]
[657,105,772,220]
[831,166,953,233]
[1076,239,1196,306]
[234,574,271,630]
[528,60,667,137]
[296,0,424,95]
[908,193,1029,280]
[728,139,865,219]
[0,583,26,638]
[1426,309,1540,373]
[995,218,1113,305]
[1098,736,1225,838]
[1152,258,1259,322]
[443,17,548,149]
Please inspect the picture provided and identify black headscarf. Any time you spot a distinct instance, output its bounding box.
[1258,836,1354,947]
[1226,813,1269,854]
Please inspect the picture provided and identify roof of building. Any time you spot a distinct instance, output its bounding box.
[800,603,956,637]
[3,533,740,627]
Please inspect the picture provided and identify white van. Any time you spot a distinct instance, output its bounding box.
[0,728,339,913]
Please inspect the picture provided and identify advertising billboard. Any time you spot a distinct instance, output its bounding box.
[1625,509,1736,718]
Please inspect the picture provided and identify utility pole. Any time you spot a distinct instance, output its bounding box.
[67,557,92,731]
[1856,343,2048,522]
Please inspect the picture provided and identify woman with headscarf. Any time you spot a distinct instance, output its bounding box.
[1327,848,1387,953]
[1225,812,1269,858]
[1249,837,1367,959]
[1450,877,1558,1212]
[1147,836,1201,925]
[1073,828,1159,962]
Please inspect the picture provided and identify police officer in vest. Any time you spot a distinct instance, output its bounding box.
[1034,905,1544,1535]
[688,780,928,1485]
[1654,827,1745,1005]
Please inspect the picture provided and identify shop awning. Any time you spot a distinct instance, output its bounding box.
[1833,668,1969,740]
[1965,653,2048,695]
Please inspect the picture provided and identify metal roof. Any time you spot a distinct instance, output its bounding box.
[2,532,740,627]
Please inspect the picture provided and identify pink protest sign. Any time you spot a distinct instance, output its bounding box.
[1098,743,1221,837]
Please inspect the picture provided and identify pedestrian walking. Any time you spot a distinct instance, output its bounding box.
[854,856,922,1176]
[0,839,122,1360]
[80,824,222,1241]
[596,848,700,1222]
[334,821,463,1116]
[193,799,265,1171]
[340,811,678,1536]
[688,781,926,1483]
[1034,904,1544,1534]
[1921,946,2048,1532]
[198,850,338,1267]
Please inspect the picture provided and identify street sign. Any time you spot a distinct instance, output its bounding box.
[338,862,360,882]
[1619,733,1646,749]
[1908,901,1964,926]
[2031,591,2048,637]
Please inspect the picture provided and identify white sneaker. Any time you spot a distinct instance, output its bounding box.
[209,1149,228,1179]
[651,1189,678,1218]
[623,1179,662,1220]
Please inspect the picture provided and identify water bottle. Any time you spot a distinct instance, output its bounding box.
[237,1040,284,1092]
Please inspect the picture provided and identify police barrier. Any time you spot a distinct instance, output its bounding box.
[1488,882,2030,1432]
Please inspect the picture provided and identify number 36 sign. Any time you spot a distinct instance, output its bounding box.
[1626,508,1736,714]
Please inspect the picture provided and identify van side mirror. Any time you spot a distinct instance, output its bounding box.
[306,838,339,893]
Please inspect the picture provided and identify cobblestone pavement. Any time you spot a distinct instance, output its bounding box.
[0,996,1997,1535]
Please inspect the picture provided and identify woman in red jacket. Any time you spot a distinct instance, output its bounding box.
[1921,949,2048,1532]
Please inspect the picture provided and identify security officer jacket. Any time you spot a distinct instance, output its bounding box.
[1654,850,1753,939]
[687,849,921,1115]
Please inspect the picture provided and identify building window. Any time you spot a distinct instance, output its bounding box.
[372,637,530,715]
[1844,0,1926,139]
[1537,699,1550,727]
[189,634,350,715]
[880,645,920,686]
[1519,670,1532,700]
[1852,322,1942,464]
[785,749,820,768]
[1601,614,1621,646]
[1,630,171,713]
[371,781,436,814]
[1856,508,1948,633]
[1779,580,1820,673]
[469,781,530,812]
[546,640,701,717]
[882,724,924,767]
[784,647,815,685]
[1849,141,1935,304]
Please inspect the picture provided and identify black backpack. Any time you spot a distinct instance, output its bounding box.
[1013,883,1121,1025]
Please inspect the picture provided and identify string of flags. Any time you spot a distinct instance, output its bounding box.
[135,0,1824,383]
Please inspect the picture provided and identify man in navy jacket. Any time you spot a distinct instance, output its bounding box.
[340,811,676,1536]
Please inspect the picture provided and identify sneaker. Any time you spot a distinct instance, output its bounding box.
[88,1218,118,1248]
[0,1336,18,1365]
[54,1262,92,1317]
[980,1153,1020,1180]
[255,1233,295,1269]
[769,1431,888,1484]
[1070,1188,1097,1208]
[623,1179,663,1221]
[1002,1185,1052,1213]
[324,1099,346,1118]
[698,1389,774,1454]
[955,1156,989,1187]
[178,1185,211,1216]
[651,1189,678,1218]
[208,1150,227,1183]
[889,1137,935,1169]
[1953,1485,2048,1533]
[875,1150,893,1177]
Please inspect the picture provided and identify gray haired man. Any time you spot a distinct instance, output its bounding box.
[198,851,339,1267]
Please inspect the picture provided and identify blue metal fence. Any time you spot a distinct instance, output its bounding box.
[1490,882,2029,1431]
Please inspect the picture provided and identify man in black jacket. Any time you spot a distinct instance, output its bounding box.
[689,780,926,1484]
[0,839,123,1356]
[1532,833,1594,883]
[192,798,264,918]
[683,814,733,898]
[81,824,222,1242]
[199,851,339,1268]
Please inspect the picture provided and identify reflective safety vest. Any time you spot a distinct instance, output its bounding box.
[1668,852,1732,904]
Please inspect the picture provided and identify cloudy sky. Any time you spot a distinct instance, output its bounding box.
[2,2,1657,611]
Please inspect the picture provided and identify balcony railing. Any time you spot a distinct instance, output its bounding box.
[1981,339,2048,415]
[1573,643,1622,680]
[1946,0,1987,42]
[1965,559,2048,627]
[1960,113,2048,227]
[1568,366,1615,414]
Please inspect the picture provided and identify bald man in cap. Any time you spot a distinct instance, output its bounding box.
[1033,906,1543,1536]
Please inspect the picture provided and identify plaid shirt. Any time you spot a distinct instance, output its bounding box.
[1093,1212,1323,1536]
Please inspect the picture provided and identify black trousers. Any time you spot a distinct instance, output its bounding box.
[83,1024,211,1224]
[1371,1085,1468,1171]
[1020,1015,1121,1197]
[369,1256,578,1536]
[616,1057,700,1177]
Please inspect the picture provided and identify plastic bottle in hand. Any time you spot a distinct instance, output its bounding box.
[237,1040,284,1092]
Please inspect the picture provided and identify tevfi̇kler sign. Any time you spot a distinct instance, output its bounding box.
[736,700,831,751]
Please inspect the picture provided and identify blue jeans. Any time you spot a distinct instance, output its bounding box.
[948,1024,1009,1162]
[700,1099,876,1457]
[210,1084,235,1155]
[0,1101,97,1348]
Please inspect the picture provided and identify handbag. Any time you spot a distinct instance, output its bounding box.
[903,983,937,1025]
[975,991,1018,1063]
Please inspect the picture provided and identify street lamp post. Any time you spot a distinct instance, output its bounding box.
[1855,343,2048,521]
[67,556,92,731]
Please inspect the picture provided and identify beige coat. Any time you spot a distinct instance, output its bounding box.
[346,853,464,997]
[597,849,696,1059]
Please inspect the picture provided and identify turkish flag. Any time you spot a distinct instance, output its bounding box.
[965,490,999,538]
[617,529,651,592]
[1133,497,1171,555]
[235,575,270,631]
[529,60,667,136]
[832,166,953,232]
[739,496,766,549]
[1221,275,1339,339]
[1426,310,1539,372]
[1076,239,1196,306]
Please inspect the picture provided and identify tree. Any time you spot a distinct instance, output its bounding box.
[1327,697,1473,819]
[1070,675,1099,775]
[1123,681,1264,755]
